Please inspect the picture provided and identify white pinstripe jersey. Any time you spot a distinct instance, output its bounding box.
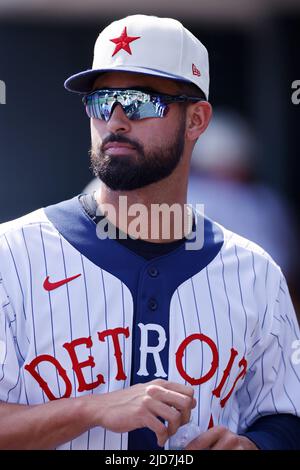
[0,195,299,450]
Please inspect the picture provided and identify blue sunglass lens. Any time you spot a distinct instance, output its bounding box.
[84,90,168,120]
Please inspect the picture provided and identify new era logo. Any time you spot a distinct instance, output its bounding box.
[192,63,201,77]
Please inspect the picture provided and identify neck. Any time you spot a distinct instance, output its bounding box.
[94,163,192,243]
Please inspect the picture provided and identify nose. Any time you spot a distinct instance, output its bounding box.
[106,103,131,134]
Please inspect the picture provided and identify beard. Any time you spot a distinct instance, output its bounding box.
[90,112,186,191]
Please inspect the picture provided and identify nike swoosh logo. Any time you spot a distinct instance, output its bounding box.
[43,274,81,291]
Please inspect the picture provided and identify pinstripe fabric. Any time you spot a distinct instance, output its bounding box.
[0,200,299,450]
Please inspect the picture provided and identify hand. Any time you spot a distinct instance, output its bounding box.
[90,379,196,447]
[185,425,258,450]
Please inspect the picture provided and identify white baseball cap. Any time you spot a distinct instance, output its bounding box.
[64,15,210,99]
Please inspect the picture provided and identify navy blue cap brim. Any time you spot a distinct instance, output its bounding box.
[64,69,106,94]
[64,67,199,95]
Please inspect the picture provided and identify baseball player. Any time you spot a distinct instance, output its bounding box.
[0,15,300,451]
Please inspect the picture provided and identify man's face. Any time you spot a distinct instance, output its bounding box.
[89,72,187,191]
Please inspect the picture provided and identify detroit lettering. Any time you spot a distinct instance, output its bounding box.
[25,323,246,413]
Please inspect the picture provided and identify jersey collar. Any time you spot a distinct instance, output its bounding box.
[44,195,224,291]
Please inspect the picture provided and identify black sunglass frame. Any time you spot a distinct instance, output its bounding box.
[82,87,205,106]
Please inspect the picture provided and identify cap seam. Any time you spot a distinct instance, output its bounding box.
[179,22,184,81]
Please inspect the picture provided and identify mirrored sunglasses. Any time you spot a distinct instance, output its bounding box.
[82,88,203,121]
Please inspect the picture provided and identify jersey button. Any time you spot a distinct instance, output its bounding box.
[148,298,158,311]
[148,266,159,278]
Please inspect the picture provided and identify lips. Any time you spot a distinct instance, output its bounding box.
[103,142,136,156]
[103,142,135,151]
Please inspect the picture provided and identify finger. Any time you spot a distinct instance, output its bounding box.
[146,386,195,425]
[147,399,182,437]
[163,381,195,400]
[185,426,225,450]
[143,414,168,447]
[163,391,194,425]
[151,379,195,399]
[211,433,242,450]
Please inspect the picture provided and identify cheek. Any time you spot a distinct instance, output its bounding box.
[90,119,104,146]
[146,119,178,146]
[153,107,184,137]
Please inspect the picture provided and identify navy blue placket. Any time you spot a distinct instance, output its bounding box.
[44,195,223,450]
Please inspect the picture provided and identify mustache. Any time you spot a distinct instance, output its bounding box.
[101,133,144,154]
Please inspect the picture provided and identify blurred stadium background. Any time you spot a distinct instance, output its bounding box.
[0,0,299,297]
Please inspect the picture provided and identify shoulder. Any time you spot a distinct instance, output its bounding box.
[0,196,82,242]
[0,208,52,239]
[221,224,274,260]
[216,222,283,288]
[0,203,63,258]
[0,208,58,295]
[0,196,87,270]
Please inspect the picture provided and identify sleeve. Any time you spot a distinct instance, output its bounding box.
[237,273,300,432]
[0,275,22,403]
[241,413,300,450]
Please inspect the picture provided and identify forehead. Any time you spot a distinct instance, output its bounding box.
[92,71,182,94]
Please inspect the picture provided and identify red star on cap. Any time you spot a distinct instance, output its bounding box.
[110,27,141,57]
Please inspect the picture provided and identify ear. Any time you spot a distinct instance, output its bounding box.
[185,101,212,141]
